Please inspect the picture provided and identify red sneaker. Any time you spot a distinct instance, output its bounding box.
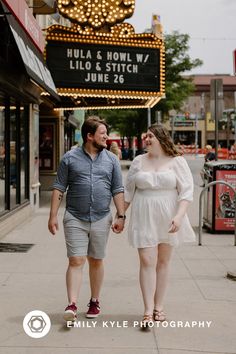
[86,299,100,318]
[63,302,77,322]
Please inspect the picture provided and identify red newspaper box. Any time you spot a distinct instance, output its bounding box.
[203,161,236,233]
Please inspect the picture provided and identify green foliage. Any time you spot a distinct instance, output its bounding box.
[101,109,139,138]
[158,31,203,115]
[99,31,203,146]
[100,109,148,149]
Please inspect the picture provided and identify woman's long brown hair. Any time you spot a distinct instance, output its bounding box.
[148,123,182,157]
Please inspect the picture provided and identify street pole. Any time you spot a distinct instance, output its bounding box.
[147,107,151,128]
[234,118,236,143]
[214,80,219,161]
[234,92,236,142]
[211,79,223,161]
[195,113,198,156]
[156,110,161,124]
[227,111,230,150]
[201,92,206,146]
[171,115,175,141]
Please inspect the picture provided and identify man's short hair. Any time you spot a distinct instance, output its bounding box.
[81,116,109,143]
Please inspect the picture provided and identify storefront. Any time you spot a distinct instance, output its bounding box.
[0,0,58,237]
[0,95,29,214]
[163,118,205,148]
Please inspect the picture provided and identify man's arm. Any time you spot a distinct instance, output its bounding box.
[48,189,64,235]
[112,192,125,234]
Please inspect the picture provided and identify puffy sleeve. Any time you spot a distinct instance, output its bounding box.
[124,155,142,203]
[173,156,194,202]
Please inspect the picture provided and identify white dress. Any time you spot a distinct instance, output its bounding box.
[125,154,196,248]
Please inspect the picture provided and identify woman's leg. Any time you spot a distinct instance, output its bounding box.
[138,247,158,315]
[154,243,173,312]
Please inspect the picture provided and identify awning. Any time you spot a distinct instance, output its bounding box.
[6,12,59,100]
[32,0,57,15]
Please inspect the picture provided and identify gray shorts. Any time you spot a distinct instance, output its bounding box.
[63,210,113,259]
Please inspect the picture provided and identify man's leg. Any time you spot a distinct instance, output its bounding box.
[63,256,86,321]
[85,257,104,318]
[66,256,86,304]
[86,213,112,318]
[63,211,89,321]
[87,257,104,300]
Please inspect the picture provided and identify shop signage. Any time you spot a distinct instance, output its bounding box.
[2,0,45,52]
[174,121,194,127]
[46,41,160,92]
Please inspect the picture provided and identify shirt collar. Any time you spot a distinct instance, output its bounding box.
[82,144,104,161]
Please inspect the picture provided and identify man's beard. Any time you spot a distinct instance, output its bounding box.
[92,140,106,152]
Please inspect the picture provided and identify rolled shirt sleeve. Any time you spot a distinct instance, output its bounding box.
[124,155,141,203]
[173,156,194,202]
[111,155,124,196]
[52,153,69,192]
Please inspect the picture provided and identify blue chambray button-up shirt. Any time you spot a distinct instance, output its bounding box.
[53,146,124,222]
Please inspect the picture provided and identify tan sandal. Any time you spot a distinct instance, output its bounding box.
[153,309,166,322]
[140,314,153,329]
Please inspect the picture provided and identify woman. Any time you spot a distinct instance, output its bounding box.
[110,141,122,160]
[124,124,195,327]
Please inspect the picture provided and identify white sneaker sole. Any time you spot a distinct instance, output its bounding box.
[63,310,77,322]
[86,312,100,318]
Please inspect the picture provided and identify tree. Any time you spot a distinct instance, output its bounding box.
[100,109,141,149]
[100,31,203,148]
[157,31,203,116]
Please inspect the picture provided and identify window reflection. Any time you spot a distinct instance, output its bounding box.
[20,106,26,201]
[0,107,5,213]
[0,93,29,214]
[10,105,17,208]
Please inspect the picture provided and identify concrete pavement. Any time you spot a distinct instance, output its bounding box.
[0,156,236,354]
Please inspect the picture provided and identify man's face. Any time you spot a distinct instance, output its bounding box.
[90,124,108,151]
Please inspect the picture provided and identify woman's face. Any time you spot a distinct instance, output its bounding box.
[145,130,162,152]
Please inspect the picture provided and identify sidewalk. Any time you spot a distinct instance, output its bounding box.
[0,158,236,354]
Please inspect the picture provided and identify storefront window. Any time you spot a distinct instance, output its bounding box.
[0,105,5,213]
[10,105,17,208]
[0,91,29,215]
[20,106,27,201]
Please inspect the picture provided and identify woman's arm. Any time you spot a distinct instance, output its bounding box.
[168,200,190,233]
[124,201,130,212]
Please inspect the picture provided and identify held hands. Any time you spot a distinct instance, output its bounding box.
[48,215,59,235]
[168,215,182,233]
[111,217,125,234]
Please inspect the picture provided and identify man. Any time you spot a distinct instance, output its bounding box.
[48,116,125,321]
[204,144,215,162]
[200,145,215,187]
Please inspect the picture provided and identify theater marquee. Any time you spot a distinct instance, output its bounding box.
[44,0,165,110]
[46,41,161,92]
